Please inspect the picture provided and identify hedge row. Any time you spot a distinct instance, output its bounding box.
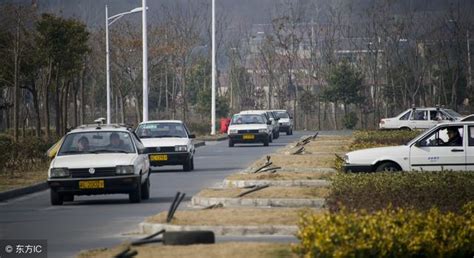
[0,134,55,172]
[326,171,474,213]
[293,204,474,258]
[352,130,420,145]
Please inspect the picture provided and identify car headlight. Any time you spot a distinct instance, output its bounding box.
[344,155,349,163]
[258,129,267,133]
[50,168,70,178]
[175,145,187,152]
[116,165,134,175]
[228,129,237,134]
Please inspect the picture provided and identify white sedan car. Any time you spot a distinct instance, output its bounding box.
[344,121,474,172]
[136,120,195,171]
[227,113,273,147]
[379,107,463,130]
[48,125,151,205]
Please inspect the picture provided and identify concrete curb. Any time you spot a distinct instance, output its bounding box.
[193,141,206,148]
[191,196,325,208]
[139,222,298,236]
[223,179,331,188]
[0,181,48,202]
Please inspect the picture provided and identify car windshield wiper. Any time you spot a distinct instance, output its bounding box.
[89,149,130,154]
[59,150,84,155]
[156,135,185,138]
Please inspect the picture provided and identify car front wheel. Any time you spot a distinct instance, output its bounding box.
[141,177,150,200]
[375,162,401,172]
[228,139,234,147]
[129,179,142,203]
[50,189,63,206]
[183,158,193,171]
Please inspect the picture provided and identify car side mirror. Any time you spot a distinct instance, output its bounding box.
[267,121,272,125]
[138,148,146,154]
[189,134,196,139]
[275,117,280,121]
[289,115,293,119]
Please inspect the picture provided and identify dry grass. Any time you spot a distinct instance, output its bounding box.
[0,169,48,192]
[196,186,330,199]
[226,171,334,181]
[146,207,322,225]
[252,154,337,169]
[78,242,296,258]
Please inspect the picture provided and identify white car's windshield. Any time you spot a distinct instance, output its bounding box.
[274,111,289,119]
[232,114,266,124]
[58,131,135,155]
[137,123,188,138]
[444,109,462,118]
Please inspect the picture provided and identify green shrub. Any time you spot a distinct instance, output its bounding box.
[293,204,474,258]
[326,171,474,213]
[342,112,358,129]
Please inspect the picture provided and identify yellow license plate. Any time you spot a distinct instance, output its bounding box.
[79,180,104,189]
[243,134,255,140]
[150,154,168,161]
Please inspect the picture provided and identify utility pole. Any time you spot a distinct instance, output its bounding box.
[142,0,149,122]
[105,5,111,124]
[467,30,472,105]
[211,0,216,135]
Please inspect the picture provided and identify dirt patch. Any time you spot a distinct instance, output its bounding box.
[196,186,330,199]
[78,242,296,258]
[146,207,321,225]
[226,171,334,181]
[0,170,47,192]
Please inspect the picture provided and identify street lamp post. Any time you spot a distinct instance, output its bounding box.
[105,5,143,124]
[142,0,149,122]
[211,0,216,135]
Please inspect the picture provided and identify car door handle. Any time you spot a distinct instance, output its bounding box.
[451,149,464,152]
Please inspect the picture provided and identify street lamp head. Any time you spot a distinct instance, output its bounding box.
[130,7,143,13]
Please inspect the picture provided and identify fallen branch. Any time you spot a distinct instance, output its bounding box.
[202,203,224,210]
[252,162,273,173]
[291,146,305,155]
[256,166,282,173]
[236,184,269,197]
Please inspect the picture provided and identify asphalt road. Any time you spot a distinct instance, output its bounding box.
[0,130,346,258]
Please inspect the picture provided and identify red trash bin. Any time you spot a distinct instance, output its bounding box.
[220,118,231,134]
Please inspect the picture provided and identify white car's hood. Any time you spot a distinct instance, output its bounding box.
[228,124,267,131]
[141,138,189,147]
[52,154,136,169]
[347,145,409,164]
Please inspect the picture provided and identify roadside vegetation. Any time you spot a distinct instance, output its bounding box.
[0,134,53,191]
[293,203,474,258]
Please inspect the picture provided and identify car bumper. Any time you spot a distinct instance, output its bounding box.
[279,125,291,132]
[342,164,374,173]
[148,152,191,166]
[48,175,140,195]
[228,133,268,143]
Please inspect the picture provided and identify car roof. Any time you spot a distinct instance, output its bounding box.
[239,110,266,114]
[270,109,288,112]
[405,107,456,111]
[138,120,184,125]
[68,124,131,134]
[436,121,474,127]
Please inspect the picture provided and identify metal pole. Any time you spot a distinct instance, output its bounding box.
[105,5,111,124]
[142,0,149,122]
[467,30,472,101]
[211,0,216,135]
